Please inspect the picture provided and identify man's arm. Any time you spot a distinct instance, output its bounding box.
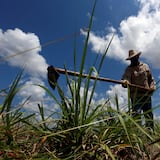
[121,67,131,88]
[146,64,156,92]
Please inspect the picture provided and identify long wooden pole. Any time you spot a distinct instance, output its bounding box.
[54,67,150,91]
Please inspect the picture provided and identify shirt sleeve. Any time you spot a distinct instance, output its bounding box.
[121,67,132,88]
[146,64,156,90]
[122,67,131,82]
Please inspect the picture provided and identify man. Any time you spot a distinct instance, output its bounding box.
[122,50,156,129]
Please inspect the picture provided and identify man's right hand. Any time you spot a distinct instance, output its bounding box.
[122,80,130,88]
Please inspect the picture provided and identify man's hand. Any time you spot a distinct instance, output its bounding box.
[122,80,130,88]
[148,86,156,94]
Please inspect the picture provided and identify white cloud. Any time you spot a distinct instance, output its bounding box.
[0,28,50,112]
[85,0,160,68]
[19,77,46,102]
[18,77,60,113]
[106,84,128,111]
[0,28,48,78]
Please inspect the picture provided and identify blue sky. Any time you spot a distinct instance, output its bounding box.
[0,0,160,117]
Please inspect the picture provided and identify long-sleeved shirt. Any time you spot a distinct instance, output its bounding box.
[122,61,156,98]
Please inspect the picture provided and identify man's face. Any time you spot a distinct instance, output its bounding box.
[130,55,139,65]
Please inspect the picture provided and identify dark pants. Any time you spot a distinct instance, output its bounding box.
[131,96,154,129]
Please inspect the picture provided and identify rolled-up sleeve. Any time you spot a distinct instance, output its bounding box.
[122,67,131,82]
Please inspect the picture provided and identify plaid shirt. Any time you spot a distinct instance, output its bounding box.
[122,62,156,98]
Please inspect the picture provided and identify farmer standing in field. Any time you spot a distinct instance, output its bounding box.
[122,50,156,130]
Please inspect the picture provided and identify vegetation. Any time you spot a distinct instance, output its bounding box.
[1,0,160,159]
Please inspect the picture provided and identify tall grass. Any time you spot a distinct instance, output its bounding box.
[1,0,160,159]
[37,0,160,159]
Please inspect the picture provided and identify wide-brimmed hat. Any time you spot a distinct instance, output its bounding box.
[126,50,141,60]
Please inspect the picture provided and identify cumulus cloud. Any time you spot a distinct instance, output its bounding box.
[0,28,50,112]
[0,28,48,78]
[83,0,160,68]
[19,77,46,102]
[19,77,59,113]
[106,84,128,111]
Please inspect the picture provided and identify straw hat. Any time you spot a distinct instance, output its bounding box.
[126,50,141,60]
